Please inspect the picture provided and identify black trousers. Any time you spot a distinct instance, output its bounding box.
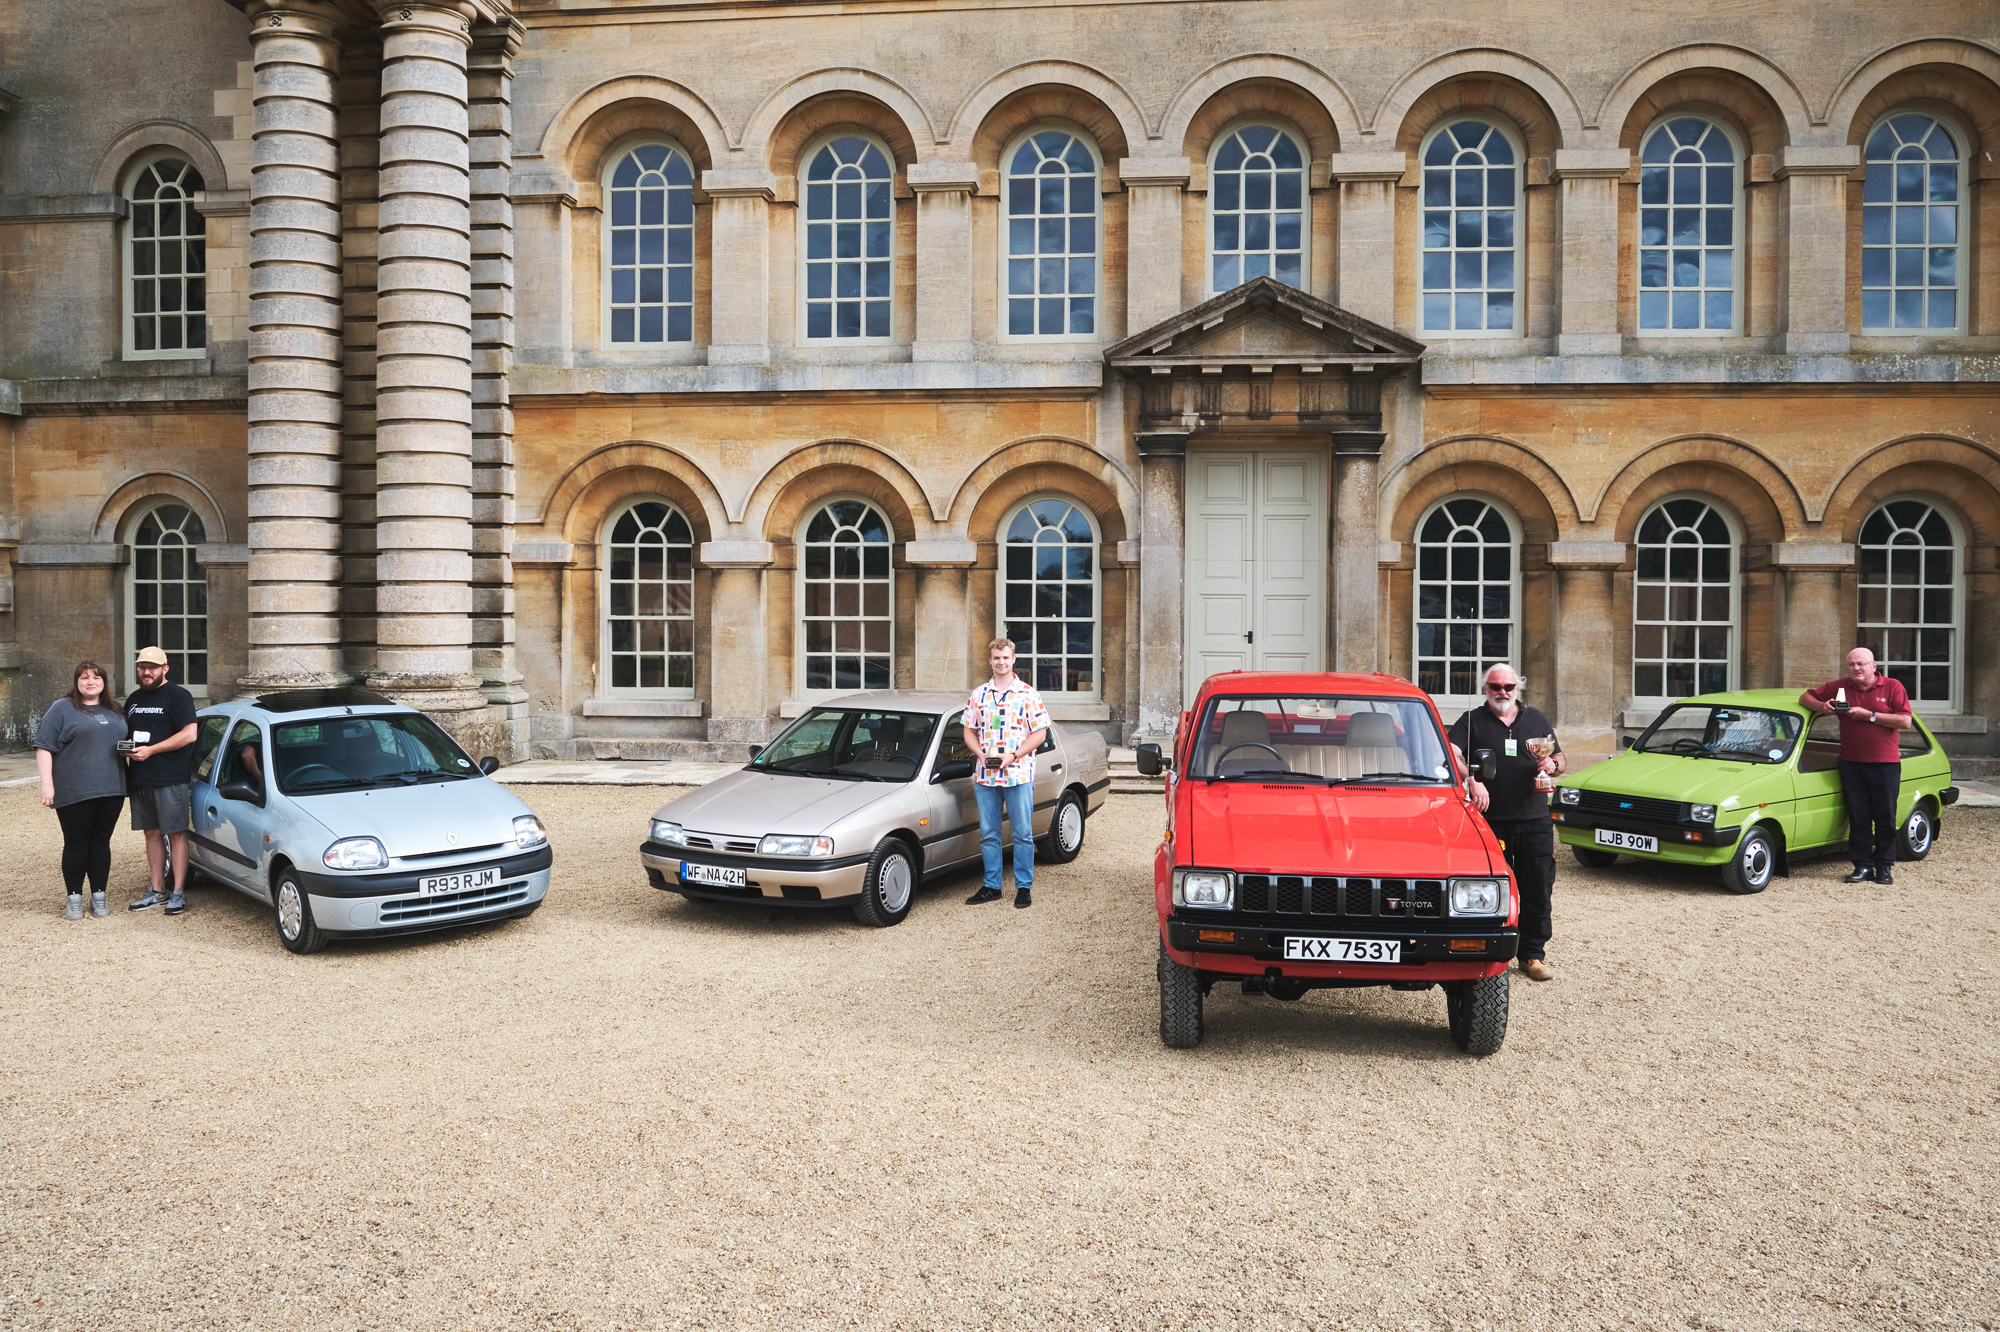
[1840,759,1901,872]
[1490,816,1555,961]
[55,794,124,897]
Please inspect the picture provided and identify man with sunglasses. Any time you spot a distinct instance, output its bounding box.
[1446,664,1564,982]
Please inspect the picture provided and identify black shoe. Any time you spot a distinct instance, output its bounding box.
[1875,869,1894,886]
[1842,868,1874,883]
[964,887,1003,905]
[1014,888,1033,909]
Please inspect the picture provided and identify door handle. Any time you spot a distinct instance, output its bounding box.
[1051,764,1063,772]
[207,807,217,817]
[1244,630,1254,644]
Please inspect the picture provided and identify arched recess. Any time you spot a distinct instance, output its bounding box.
[1159,55,1359,158]
[1822,436,2000,541]
[534,76,728,186]
[1374,50,1583,150]
[1598,46,1810,151]
[1592,436,1804,539]
[90,121,231,195]
[950,63,1146,166]
[533,441,729,543]
[561,467,718,553]
[1604,458,1793,547]
[1383,437,1578,540]
[1826,40,2000,148]
[953,439,1138,545]
[741,70,934,168]
[745,441,933,541]
[94,472,229,545]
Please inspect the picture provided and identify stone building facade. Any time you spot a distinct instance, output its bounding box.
[2,0,1997,763]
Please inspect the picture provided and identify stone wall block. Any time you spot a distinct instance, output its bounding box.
[249,293,343,332]
[377,450,473,487]
[245,359,342,395]
[376,225,472,265]
[379,29,471,74]
[248,230,341,267]
[379,130,470,175]
[248,613,344,645]
[469,407,513,438]
[239,422,341,457]
[469,197,513,228]
[375,389,472,426]
[376,584,474,618]
[252,157,343,199]
[246,516,341,552]
[246,391,343,427]
[373,354,470,391]
[247,265,343,301]
[253,95,339,140]
[375,290,473,328]
[248,326,342,363]
[247,452,343,489]
[244,197,343,237]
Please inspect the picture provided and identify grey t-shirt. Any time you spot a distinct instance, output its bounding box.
[34,699,128,807]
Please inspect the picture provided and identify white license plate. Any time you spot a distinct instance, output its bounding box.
[681,862,748,888]
[418,866,499,897]
[1594,828,1658,854]
[1284,937,1401,964]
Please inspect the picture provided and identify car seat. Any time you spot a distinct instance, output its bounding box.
[1343,710,1409,776]
[1211,710,1274,775]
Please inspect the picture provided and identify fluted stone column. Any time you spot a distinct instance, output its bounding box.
[1548,542,1626,751]
[1329,153,1404,324]
[909,162,978,362]
[242,1,348,690]
[1121,158,1190,332]
[704,168,777,365]
[364,2,492,745]
[1776,146,1860,355]
[1329,428,1383,672]
[1552,149,1630,356]
[1136,429,1188,739]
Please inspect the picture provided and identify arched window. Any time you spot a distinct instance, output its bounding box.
[603,500,695,695]
[1858,499,1961,709]
[1001,497,1099,696]
[1633,498,1736,698]
[1414,497,1519,701]
[1002,131,1099,340]
[125,158,207,358]
[799,499,894,692]
[1862,114,1964,333]
[1638,118,1739,334]
[1420,120,1519,335]
[128,502,208,695]
[604,141,696,346]
[800,136,894,342]
[1208,124,1306,294]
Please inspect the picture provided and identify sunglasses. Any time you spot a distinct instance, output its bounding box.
[1486,683,1517,693]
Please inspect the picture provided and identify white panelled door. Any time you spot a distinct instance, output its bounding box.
[1184,449,1326,698]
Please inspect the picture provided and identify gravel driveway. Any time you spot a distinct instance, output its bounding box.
[2,781,1995,1329]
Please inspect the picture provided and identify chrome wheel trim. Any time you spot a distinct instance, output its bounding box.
[1743,838,1772,887]
[1058,799,1084,852]
[1907,809,1932,854]
[879,853,913,913]
[276,880,303,941]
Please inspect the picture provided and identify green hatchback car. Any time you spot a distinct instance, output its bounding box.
[1551,689,1959,893]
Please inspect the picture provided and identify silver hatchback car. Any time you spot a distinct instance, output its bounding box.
[186,688,553,954]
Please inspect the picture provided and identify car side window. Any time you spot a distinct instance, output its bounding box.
[190,716,229,783]
[1799,713,1842,774]
[938,711,976,765]
[1038,728,1056,754]
[1898,724,1932,757]
[221,720,264,788]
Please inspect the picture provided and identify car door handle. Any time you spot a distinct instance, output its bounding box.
[207,807,217,817]
[1051,764,1063,772]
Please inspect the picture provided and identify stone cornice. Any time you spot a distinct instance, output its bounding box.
[1774,144,1862,179]
[1117,156,1191,188]
[1326,151,1406,183]
[0,193,126,222]
[1550,149,1632,181]
[700,167,779,200]
[906,161,979,193]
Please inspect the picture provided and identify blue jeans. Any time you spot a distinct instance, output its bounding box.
[973,781,1036,890]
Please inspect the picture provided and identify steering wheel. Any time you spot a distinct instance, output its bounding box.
[1214,742,1288,773]
[1664,737,1709,755]
[285,763,343,783]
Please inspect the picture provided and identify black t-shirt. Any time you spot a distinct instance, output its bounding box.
[1448,703,1562,822]
[123,682,199,787]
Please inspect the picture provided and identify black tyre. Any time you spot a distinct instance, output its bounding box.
[273,868,328,955]
[1899,802,1936,861]
[1721,826,1775,895]
[1572,845,1619,869]
[1038,789,1087,864]
[1445,972,1509,1056]
[852,837,916,928]
[1157,941,1203,1049]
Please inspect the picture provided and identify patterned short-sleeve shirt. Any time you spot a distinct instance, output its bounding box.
[965,678,1052,788]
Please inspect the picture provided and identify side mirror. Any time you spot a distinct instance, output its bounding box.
[747,745,763,760]
[478,756,500,775]
[1621,735,1635,750]
[218,779,262,805]
[1134,743,1166,776]
[932,758,975,783]
[1472,748,1498,783]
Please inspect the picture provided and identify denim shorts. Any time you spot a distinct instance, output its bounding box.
[129,783,192,833]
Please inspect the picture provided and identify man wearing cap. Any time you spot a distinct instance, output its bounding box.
[124,647,200,914]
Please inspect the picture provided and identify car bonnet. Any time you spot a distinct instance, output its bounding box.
[288,776,534,859]
[1571,750,1783,807]
[653,768,897,840]
[1184,782,1497,877]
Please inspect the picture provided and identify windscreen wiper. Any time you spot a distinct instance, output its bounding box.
[1325,773,1440,784]
[1214,769,1328,782]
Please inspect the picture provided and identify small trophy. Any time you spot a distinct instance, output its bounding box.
[1528,735,1557,792]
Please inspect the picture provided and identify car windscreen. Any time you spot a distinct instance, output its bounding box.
[1634,705,1801,763]
[1188,695,1453,784]
[748,708,940,783]
[272,713,479,793]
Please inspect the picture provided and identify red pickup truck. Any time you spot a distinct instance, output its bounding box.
[1136,671,1518,1055]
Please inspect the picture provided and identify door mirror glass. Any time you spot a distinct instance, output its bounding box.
[1473,747,1498,782]
[1134,742,1166,776]
[218,779,261,804]
[933,758,975,783]
[477,756,500,775]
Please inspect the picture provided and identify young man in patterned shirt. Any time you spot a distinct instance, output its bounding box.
[963,637,1051,909]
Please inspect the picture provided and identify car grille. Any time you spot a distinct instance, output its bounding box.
[400,842,507,862]
[683,834,759,854]
[1572,790,1685,823]
[380,880,530,922]
[1236,875,1445,921]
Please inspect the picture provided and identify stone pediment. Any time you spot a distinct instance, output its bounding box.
[1104,276,1424,372]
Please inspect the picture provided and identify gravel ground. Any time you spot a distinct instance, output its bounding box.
[2,780,1996,1331]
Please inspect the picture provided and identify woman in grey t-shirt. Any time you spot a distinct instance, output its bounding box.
[34,661,128,919]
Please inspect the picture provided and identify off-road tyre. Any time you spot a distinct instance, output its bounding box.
[852,838,916,928]
[273,868,328,955]
[1157,941,1204,1049]
[1445,973,1509,1056]
[1038,789,1087,864]
[1899,802,1936,861]
[1572,845,1619,869]
[1721,826,1775,895]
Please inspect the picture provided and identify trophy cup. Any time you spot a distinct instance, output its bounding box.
[1528,735,1557,791]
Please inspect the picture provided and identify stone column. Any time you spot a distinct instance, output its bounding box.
[1551,149,1630,356]
[1774,542,1854,687]
[1120,158,1190,332]
[700,541,775,746]
[908,162,978,362]
[337,36,381,684]
[1329,427,1384,672]
[906,538,977,690]
[241,1,348,691]
[1136,429,1188,739]
[1328,152,1404,324]
[365,1,492,746]
[1775,146,1859,355]
[703,168,777,365]
[1547,541,1626,752]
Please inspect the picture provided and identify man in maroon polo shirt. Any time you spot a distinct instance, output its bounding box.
[1800,647,1913,885]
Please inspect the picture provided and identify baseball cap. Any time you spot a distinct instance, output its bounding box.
[134,646,169,666]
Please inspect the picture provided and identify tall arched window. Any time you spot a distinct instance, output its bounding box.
[1638,118,1739,334]
[1002,131,1099,340]
[129,502,208,695]
[1633,498,1736,699]
[1414,497,1520,702]
[1001,498,1099,696]
[800,136,894,342]
[604,141,696,346]
[1858,499,1961,709]
[125,158,207,358]
[799,499,894,692]
[1862,114,1964,333]
[1420,120,1519,335]
[1208,124,1305,294]
[603,500,695,695]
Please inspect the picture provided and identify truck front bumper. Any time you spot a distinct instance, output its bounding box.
[1162,918,1515,982]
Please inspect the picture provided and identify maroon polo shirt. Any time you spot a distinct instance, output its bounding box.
[1805,674,1911,763]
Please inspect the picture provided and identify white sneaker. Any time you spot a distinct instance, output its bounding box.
[90,891,109,918]
[64,896,83,920]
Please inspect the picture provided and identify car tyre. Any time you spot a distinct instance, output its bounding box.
[1445,973,1508,1056]
[1572,845,1619,869]
[1158,940,1204,1049]
[852,837,916,928]
[1038,789,1087,864]
[1899,802,1936,861]
[273,868,328,955]
[1721,826,1775,895]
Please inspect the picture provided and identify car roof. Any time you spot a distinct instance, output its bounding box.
[1192,671,1428,700]
[798,690,976,713]
[1661,688,1809,712]
[211,687,420,723]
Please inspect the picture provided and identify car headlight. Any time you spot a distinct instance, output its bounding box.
[513,815,548,849]
[759,834,834,857]
[1172,869,1234,910]
[322,836,388,871]
[1558,786,1581,806]
[1690,804,1716,824]
[1449,877,1506,916]
[650,820,685,846]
